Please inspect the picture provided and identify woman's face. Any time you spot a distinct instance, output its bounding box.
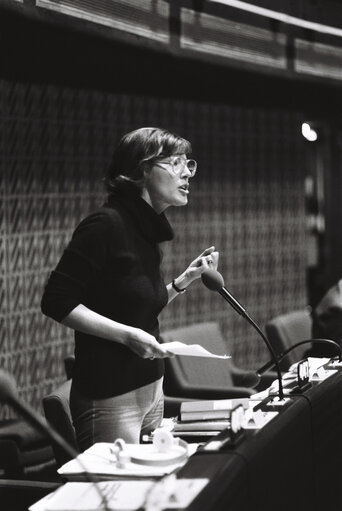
[142,154,196,213]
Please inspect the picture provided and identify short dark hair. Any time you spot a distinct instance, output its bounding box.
[105,127,192,192]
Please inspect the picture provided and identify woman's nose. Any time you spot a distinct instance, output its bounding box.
[181,165,192,177]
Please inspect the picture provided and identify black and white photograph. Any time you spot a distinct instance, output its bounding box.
[1,1,342,510]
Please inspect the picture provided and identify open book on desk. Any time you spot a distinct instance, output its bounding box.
[174,420,230,432]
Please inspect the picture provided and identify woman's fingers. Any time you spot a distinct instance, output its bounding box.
[200,250,219,269]
[198,246,215,258]
[183,246,219,283]
[126,330,173,359]
[211,250,219,269]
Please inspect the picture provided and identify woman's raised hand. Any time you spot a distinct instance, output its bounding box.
[184,246,219,284]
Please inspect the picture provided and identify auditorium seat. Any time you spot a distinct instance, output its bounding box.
[0,418,56,480]
[265,308,313,371]
[64,355,75,381]
[42,380,79,468]
[160,322,259,400]
[0,478,61,511]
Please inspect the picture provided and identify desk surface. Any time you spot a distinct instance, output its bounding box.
[179,398,311,511]
[41,368,342,511]
[177,370,342,511]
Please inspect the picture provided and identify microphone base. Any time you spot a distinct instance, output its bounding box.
[326,359,342,369]
[198,428,246,453]
[288,381,312,394]
[254,395,292,412]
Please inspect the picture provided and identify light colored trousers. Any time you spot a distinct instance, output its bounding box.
[70,377,164,451]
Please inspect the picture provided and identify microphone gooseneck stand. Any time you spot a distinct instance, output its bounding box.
[201,269,285,401]
[236,309,285,401]
[257,338,342,375]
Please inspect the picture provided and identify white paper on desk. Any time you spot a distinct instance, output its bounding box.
[288,357,330,374]
[29,481,152,511]
[163,341,230,359]
[243,408,278,429]
[29,479,209,511]
[58,442,198,479]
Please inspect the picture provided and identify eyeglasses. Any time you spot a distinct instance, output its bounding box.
[154,156,197,177]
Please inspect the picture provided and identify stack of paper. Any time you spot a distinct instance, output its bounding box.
[173,398,249,436]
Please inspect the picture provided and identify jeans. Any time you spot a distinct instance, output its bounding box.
[70,377,164,451]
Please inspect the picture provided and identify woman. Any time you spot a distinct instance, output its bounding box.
[41,127,219,449]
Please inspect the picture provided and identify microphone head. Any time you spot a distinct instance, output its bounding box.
[201,269,225,292]
[0,370,18,402]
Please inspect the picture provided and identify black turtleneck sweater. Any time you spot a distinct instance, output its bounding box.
[41,183,174,398]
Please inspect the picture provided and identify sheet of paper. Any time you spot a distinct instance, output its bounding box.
[163,341,230,359]
[288,357,330,373]
[29,481,153,511]
[243,408,278,429]
[310,368,337,381]
[29,478,209,511]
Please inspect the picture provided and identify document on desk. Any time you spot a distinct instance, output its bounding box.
[163,341,230,359]
[288,357,330,374]
[29,478,209,511]
[58,442,199,479]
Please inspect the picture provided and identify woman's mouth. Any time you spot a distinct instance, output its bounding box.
[178,184,189,194]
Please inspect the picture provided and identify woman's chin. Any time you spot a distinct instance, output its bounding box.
[175,196,188,207]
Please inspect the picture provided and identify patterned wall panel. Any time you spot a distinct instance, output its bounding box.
[0,79,308,417]
[160,108,308,367]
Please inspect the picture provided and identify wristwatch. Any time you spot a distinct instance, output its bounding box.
[172,279,187,294]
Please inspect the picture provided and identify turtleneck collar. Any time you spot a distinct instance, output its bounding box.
[105,181,174,243]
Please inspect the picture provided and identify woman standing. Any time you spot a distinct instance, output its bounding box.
[41,127,219,449]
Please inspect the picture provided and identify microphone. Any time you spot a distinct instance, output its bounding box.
[201,269,285,401]
[257,338,342,374]
[201,269,248,317]
[0,370,110,511]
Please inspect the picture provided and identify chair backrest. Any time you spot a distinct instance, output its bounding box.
[42,380,79,468]
[0,479,62,511]
[160,322,235,394]
[265,309,313,370]
[64,355,75,380]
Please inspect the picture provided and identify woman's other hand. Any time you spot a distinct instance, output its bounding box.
[126,328,172,359]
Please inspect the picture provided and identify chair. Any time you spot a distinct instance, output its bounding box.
[0,418,56,480]
[0,478,61,511]
[160,322,259,401]
[42,380,79,468]
[64,355,75,381]
[310,279,342,357]
[265,308,313,371]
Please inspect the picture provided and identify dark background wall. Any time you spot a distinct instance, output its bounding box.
[1,4,342,414]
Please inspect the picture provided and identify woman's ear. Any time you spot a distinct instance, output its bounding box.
[142,162,152,181]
